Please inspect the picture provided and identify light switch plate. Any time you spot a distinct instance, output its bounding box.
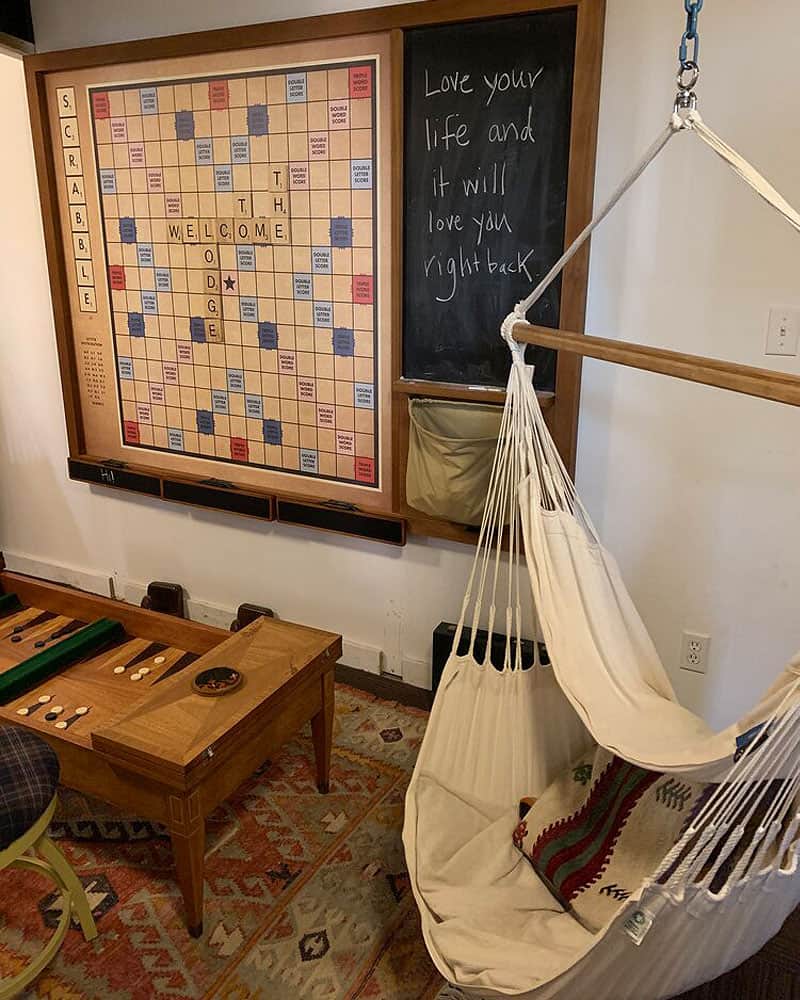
[766,307,800,356]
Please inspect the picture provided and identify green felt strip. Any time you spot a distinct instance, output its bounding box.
[0,618,124,705]
[0,593,22,615]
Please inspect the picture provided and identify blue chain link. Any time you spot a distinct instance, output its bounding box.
[679,0,704,69]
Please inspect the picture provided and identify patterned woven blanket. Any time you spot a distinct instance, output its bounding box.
[514,747,711,932]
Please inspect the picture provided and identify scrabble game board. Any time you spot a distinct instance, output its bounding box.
[44,35,391,507]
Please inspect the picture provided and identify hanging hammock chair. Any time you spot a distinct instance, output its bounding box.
[403,89,800,1000]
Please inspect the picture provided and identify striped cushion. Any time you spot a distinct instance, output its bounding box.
[0,726,60,850]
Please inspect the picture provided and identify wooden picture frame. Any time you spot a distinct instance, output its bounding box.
[24,0,605,546]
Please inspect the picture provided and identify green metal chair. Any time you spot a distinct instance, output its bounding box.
[0,727,97,999]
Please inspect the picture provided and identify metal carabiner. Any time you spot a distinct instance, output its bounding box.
[674,60,700,116]
[677,61,700,93]
[674,0,703,116]
[679,29,700,71]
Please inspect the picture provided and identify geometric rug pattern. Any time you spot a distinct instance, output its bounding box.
[5,679,794,999]
[0,685,443,999]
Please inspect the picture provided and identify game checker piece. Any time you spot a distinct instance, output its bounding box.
[0,567,341,936]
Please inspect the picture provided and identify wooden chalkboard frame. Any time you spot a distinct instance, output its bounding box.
[24,0,605,546]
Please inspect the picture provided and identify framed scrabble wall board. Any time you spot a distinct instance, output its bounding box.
[24,0,605,545]
[34,35,392,511]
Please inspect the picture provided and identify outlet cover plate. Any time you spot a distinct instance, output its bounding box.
[680,631,710,674]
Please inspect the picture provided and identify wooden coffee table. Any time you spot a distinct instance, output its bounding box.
[0,568,341,936]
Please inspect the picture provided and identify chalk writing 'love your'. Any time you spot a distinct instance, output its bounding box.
[424,66,544,106]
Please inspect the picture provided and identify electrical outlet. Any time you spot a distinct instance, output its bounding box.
[765,307,800,356]
[680,631,710,674]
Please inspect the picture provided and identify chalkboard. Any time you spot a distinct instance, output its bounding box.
[403,9,577,390]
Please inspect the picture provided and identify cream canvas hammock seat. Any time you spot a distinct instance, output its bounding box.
[403,108,800,1000]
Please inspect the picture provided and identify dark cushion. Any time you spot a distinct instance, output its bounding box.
[0,726,60,850]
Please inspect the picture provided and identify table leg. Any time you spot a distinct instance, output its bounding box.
[168,793,205,937]
[311,668,334,794]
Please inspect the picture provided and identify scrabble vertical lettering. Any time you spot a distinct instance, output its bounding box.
[57,86,97,313]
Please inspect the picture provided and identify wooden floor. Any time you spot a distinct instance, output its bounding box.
[677,907,799,1000]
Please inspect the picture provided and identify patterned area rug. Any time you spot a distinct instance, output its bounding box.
[0,685,444,999]
[4,681,795,1000]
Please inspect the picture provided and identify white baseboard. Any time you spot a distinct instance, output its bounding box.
[2,551,113,597]
[401,656,432,689]
[184,599,238,630]
[341,639,383,675]
[118,579,235,630]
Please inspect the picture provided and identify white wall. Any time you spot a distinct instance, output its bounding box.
[580,0,800,727]
[30,0,417,51]
[3,0,799,721]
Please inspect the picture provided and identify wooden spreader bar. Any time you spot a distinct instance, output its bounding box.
[512,323,800,407]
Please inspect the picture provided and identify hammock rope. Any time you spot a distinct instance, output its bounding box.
[404,93,800,1000]
[502,110,800,356]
